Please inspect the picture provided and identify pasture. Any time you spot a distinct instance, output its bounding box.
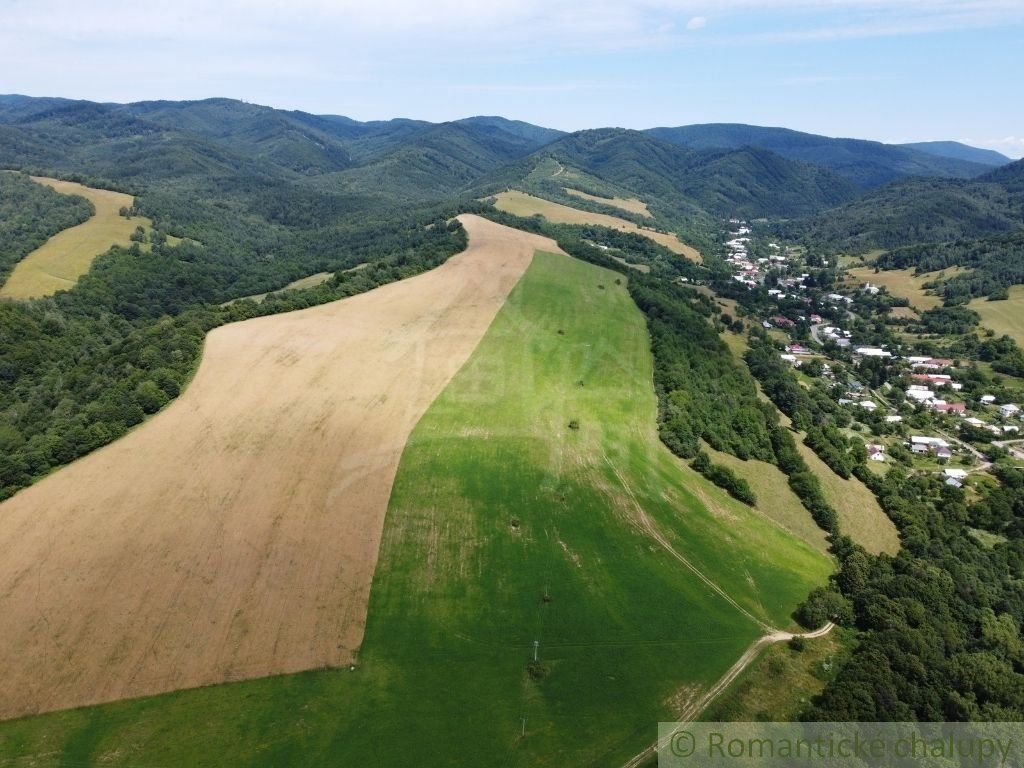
[0,177,153,299]
[971,285,1024,346]
[492,189,703,261]
[795,441,899,555]
[563,186,653,217]
[0,215,550,720]
[846,265,969,312]
[0,245,830,765]
[721,330,898,556]
[702,444,831,554]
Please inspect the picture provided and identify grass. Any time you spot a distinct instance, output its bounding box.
[492,190,702,262]
[971,285,1024,347]
[846,265,969,312]
[0,251,831,766]
[720,330,898,556]
[702,444,830,555]
[795,440,899,556]
[701,629,852,721]
[563,187,652,218]
[0,177,156,299]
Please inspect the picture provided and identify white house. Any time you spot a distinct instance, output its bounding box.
[859,400,878,411]
[944,468,968,480]
[906,388,935,402]
[980,394,996,404]
[911,436,947,446]
[1000,403,1020,418]
[855,347,892,358]
[886,415,903,423]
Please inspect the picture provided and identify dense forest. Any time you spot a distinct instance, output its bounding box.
[781,159,1024,253]
[647,123,994,189]
[806,468,1024,720]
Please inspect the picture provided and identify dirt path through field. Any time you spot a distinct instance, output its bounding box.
[0,214,562,719]
[620,622,835,768]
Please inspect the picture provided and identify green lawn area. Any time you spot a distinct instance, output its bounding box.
[0,252,830,766]
[971,285,1024,347]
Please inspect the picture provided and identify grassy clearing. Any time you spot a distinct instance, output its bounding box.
[721,330,898,556]
[795,441,899,556]
[0,177,155,299]
[703,444,830,555]
[971,285,1024,346]
[702,629,851,721]
[0,251,830,766]
[563,187,652,217]
[220,267,366,306]
[611,255,651,273]
[846,265,969,312]
[492,190,702,262]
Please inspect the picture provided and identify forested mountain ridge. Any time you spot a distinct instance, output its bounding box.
[647,123,997,189]
[478,127,859,219]
[782,157,1024,253]
[902,140,1011,167]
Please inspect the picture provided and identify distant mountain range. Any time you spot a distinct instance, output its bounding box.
[900,141,1010,167]
[0,94,1013,228]
[781,156,1024,253]
[645,123,998,189]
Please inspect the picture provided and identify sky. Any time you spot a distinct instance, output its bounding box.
[1,0,1022,157]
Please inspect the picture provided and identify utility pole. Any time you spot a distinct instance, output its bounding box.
[533,640,539,662]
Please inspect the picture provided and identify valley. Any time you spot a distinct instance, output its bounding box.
[0,89,1023,763]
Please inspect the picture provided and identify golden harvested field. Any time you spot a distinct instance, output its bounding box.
[971,286,1024,346]
[0,215,558,719]
[492,190,702,262]
[846,265,968,312]
[563,187,652,217]
[0,177,153,299]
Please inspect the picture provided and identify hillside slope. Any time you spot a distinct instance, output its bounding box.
[787,159,1024,252]
[485,128,859,219]
[648,123,992,189]
[0,240,830,766]
[901,140,1010,167]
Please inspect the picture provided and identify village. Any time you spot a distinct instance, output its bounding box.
[716,220,1024,492]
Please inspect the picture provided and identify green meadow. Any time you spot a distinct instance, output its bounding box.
[0,252,830,766]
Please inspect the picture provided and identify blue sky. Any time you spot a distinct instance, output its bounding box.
[1,0,1022,156]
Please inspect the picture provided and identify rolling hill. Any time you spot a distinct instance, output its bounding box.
[647,123,996,189]
[901,140,1011,167]
[483,128,859,219]
[785,157,1024,252]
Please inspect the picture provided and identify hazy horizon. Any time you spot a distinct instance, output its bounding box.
[1,1,1022,158]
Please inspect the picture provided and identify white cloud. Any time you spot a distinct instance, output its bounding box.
[686,15,707,30]
[964,137,1024,159]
